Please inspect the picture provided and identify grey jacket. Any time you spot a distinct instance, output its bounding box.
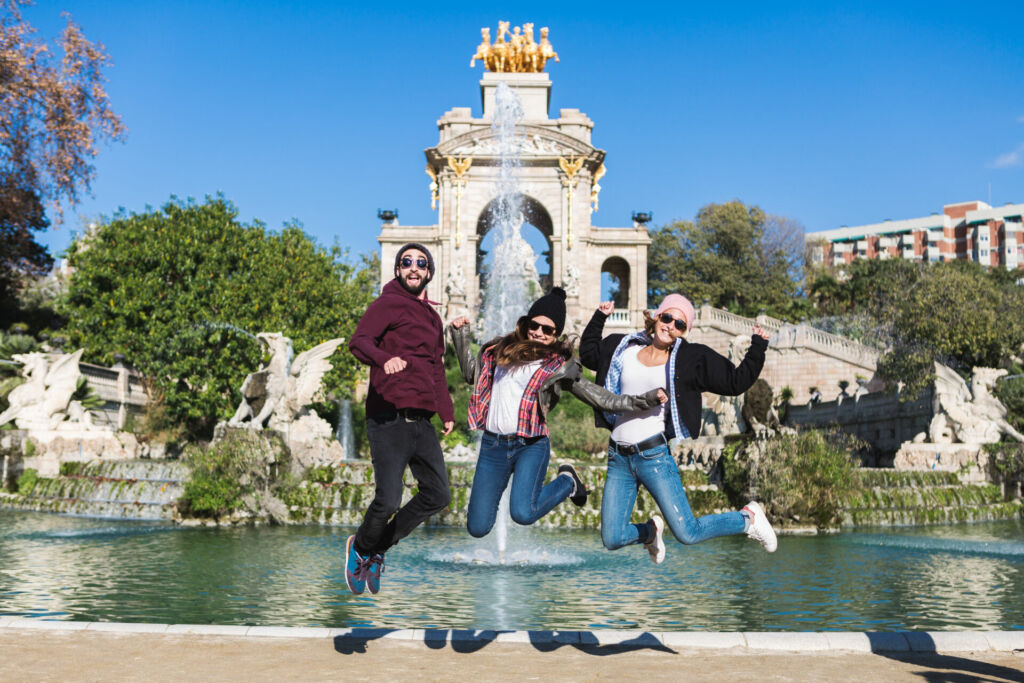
[447,324,662,421]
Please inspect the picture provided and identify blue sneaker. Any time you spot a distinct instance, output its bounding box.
[366,553,386,595]
[345,535,370,595]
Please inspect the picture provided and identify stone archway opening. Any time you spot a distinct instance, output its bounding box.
[476,194,555,295]
[600,256,631,310]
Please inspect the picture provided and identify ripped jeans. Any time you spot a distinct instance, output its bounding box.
[601,440,745,550]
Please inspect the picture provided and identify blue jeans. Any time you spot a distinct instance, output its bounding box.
[601,440,745,550]
[466,433,574,538]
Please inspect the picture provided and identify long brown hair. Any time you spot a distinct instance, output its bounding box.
[487,316,577,368]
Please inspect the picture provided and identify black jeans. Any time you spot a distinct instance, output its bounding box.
[354,414,451,556]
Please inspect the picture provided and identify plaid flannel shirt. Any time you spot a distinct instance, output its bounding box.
[468,348,565,438]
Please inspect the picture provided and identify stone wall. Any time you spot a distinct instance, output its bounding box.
[786,390,933,456]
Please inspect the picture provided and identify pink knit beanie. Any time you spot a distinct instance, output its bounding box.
[653,293,695,331]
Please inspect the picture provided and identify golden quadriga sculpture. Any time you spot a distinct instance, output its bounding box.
[471,22,559,73]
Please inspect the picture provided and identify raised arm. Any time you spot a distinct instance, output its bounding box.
[446,317,478,386]
[695,334,769,396]
[579,303,611,371]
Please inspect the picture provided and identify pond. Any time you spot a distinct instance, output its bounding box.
[1,510,1022,631]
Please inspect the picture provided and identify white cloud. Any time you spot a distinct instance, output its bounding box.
[991,144,1024,169]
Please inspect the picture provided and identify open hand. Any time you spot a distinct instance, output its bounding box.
[383,356,407,374]
[752,324,770,341]
[450,316,470,329]
[598,301,615,315]
[442,421,454,435]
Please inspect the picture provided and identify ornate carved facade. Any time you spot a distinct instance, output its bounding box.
[378,70,650,335]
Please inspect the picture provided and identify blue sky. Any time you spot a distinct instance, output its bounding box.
[26,1,1024,264]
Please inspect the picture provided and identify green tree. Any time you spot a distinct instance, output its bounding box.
[877,261,1024,397]
[810,258,922,318]
[61,196,378,438]
[647,200,801,317]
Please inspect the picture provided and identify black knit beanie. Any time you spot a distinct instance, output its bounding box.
[394,243,435,279]
[527,286,567,335]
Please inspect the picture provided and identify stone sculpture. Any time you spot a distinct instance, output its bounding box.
[446,258,467,298]
[562,262,580,298]
[227,333,344,435]
[928,363,1024,444]
[470,22,558,72]
[0,349,96,430]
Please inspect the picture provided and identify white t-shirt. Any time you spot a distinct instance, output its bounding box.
[486,359,544,435]
[610,345,666,444]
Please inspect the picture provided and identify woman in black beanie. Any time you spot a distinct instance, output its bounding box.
[447,287,665,538]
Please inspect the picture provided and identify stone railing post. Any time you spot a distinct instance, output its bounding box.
[115,363,128,430]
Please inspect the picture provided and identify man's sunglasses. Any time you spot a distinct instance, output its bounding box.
[659,313,687,332]
[527,320,557,336]
[400,256,428,270]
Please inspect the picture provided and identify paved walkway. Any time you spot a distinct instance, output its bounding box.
[1,620,1023,682]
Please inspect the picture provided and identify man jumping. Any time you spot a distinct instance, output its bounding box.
[345,242,454,595]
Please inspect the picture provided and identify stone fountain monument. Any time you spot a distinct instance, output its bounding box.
[218,333,347,470]
[378,21,651,337]
[893,362,1024,475]
[0,349,141,476]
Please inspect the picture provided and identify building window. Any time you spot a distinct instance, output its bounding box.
[981,249,989,257]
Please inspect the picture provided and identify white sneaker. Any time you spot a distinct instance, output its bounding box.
[742,501,778,553]
[643,516,666,564]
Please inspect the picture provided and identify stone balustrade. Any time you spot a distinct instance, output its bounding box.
[78,362,147,429]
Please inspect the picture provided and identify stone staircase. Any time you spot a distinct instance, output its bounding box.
[688,305,881,404]
[281,461,730,529]
[841,469,1023,526]
[0,460,187,520]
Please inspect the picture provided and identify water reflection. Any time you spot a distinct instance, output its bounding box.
[1,511,1022,631]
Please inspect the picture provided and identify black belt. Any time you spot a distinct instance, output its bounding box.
[373,408,434,423]
[609,433,667,455]
[483,431,543,443]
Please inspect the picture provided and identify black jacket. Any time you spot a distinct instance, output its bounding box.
[579,310,768,439]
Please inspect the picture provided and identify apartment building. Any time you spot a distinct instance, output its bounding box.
[807,201,1024,271]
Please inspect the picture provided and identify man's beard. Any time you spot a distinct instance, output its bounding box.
[398,272,429,296]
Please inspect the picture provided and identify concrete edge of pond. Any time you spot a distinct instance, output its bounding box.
[1,617,1022,653]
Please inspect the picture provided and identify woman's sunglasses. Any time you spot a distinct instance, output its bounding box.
[400,256,428,270]
[527,320,557,336]
[659,313,687,332]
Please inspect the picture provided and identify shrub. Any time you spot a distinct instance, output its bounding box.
[721,430,862,529]
[306,465,335,485]
[17,468,39,494]
[59,461,86,476]
[179,431,282,518]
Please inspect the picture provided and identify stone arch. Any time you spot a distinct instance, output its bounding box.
[600,256,631,309]
[476,194,555,291]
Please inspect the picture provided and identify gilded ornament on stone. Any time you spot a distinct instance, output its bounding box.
[470,22,559,73]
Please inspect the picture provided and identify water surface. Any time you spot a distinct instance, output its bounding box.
[1,510,1022,631]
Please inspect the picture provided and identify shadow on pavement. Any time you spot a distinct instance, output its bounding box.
[528,631,676,656]
[333,629,675,656]
[333,628,396,655]
[868,633,1024,683]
